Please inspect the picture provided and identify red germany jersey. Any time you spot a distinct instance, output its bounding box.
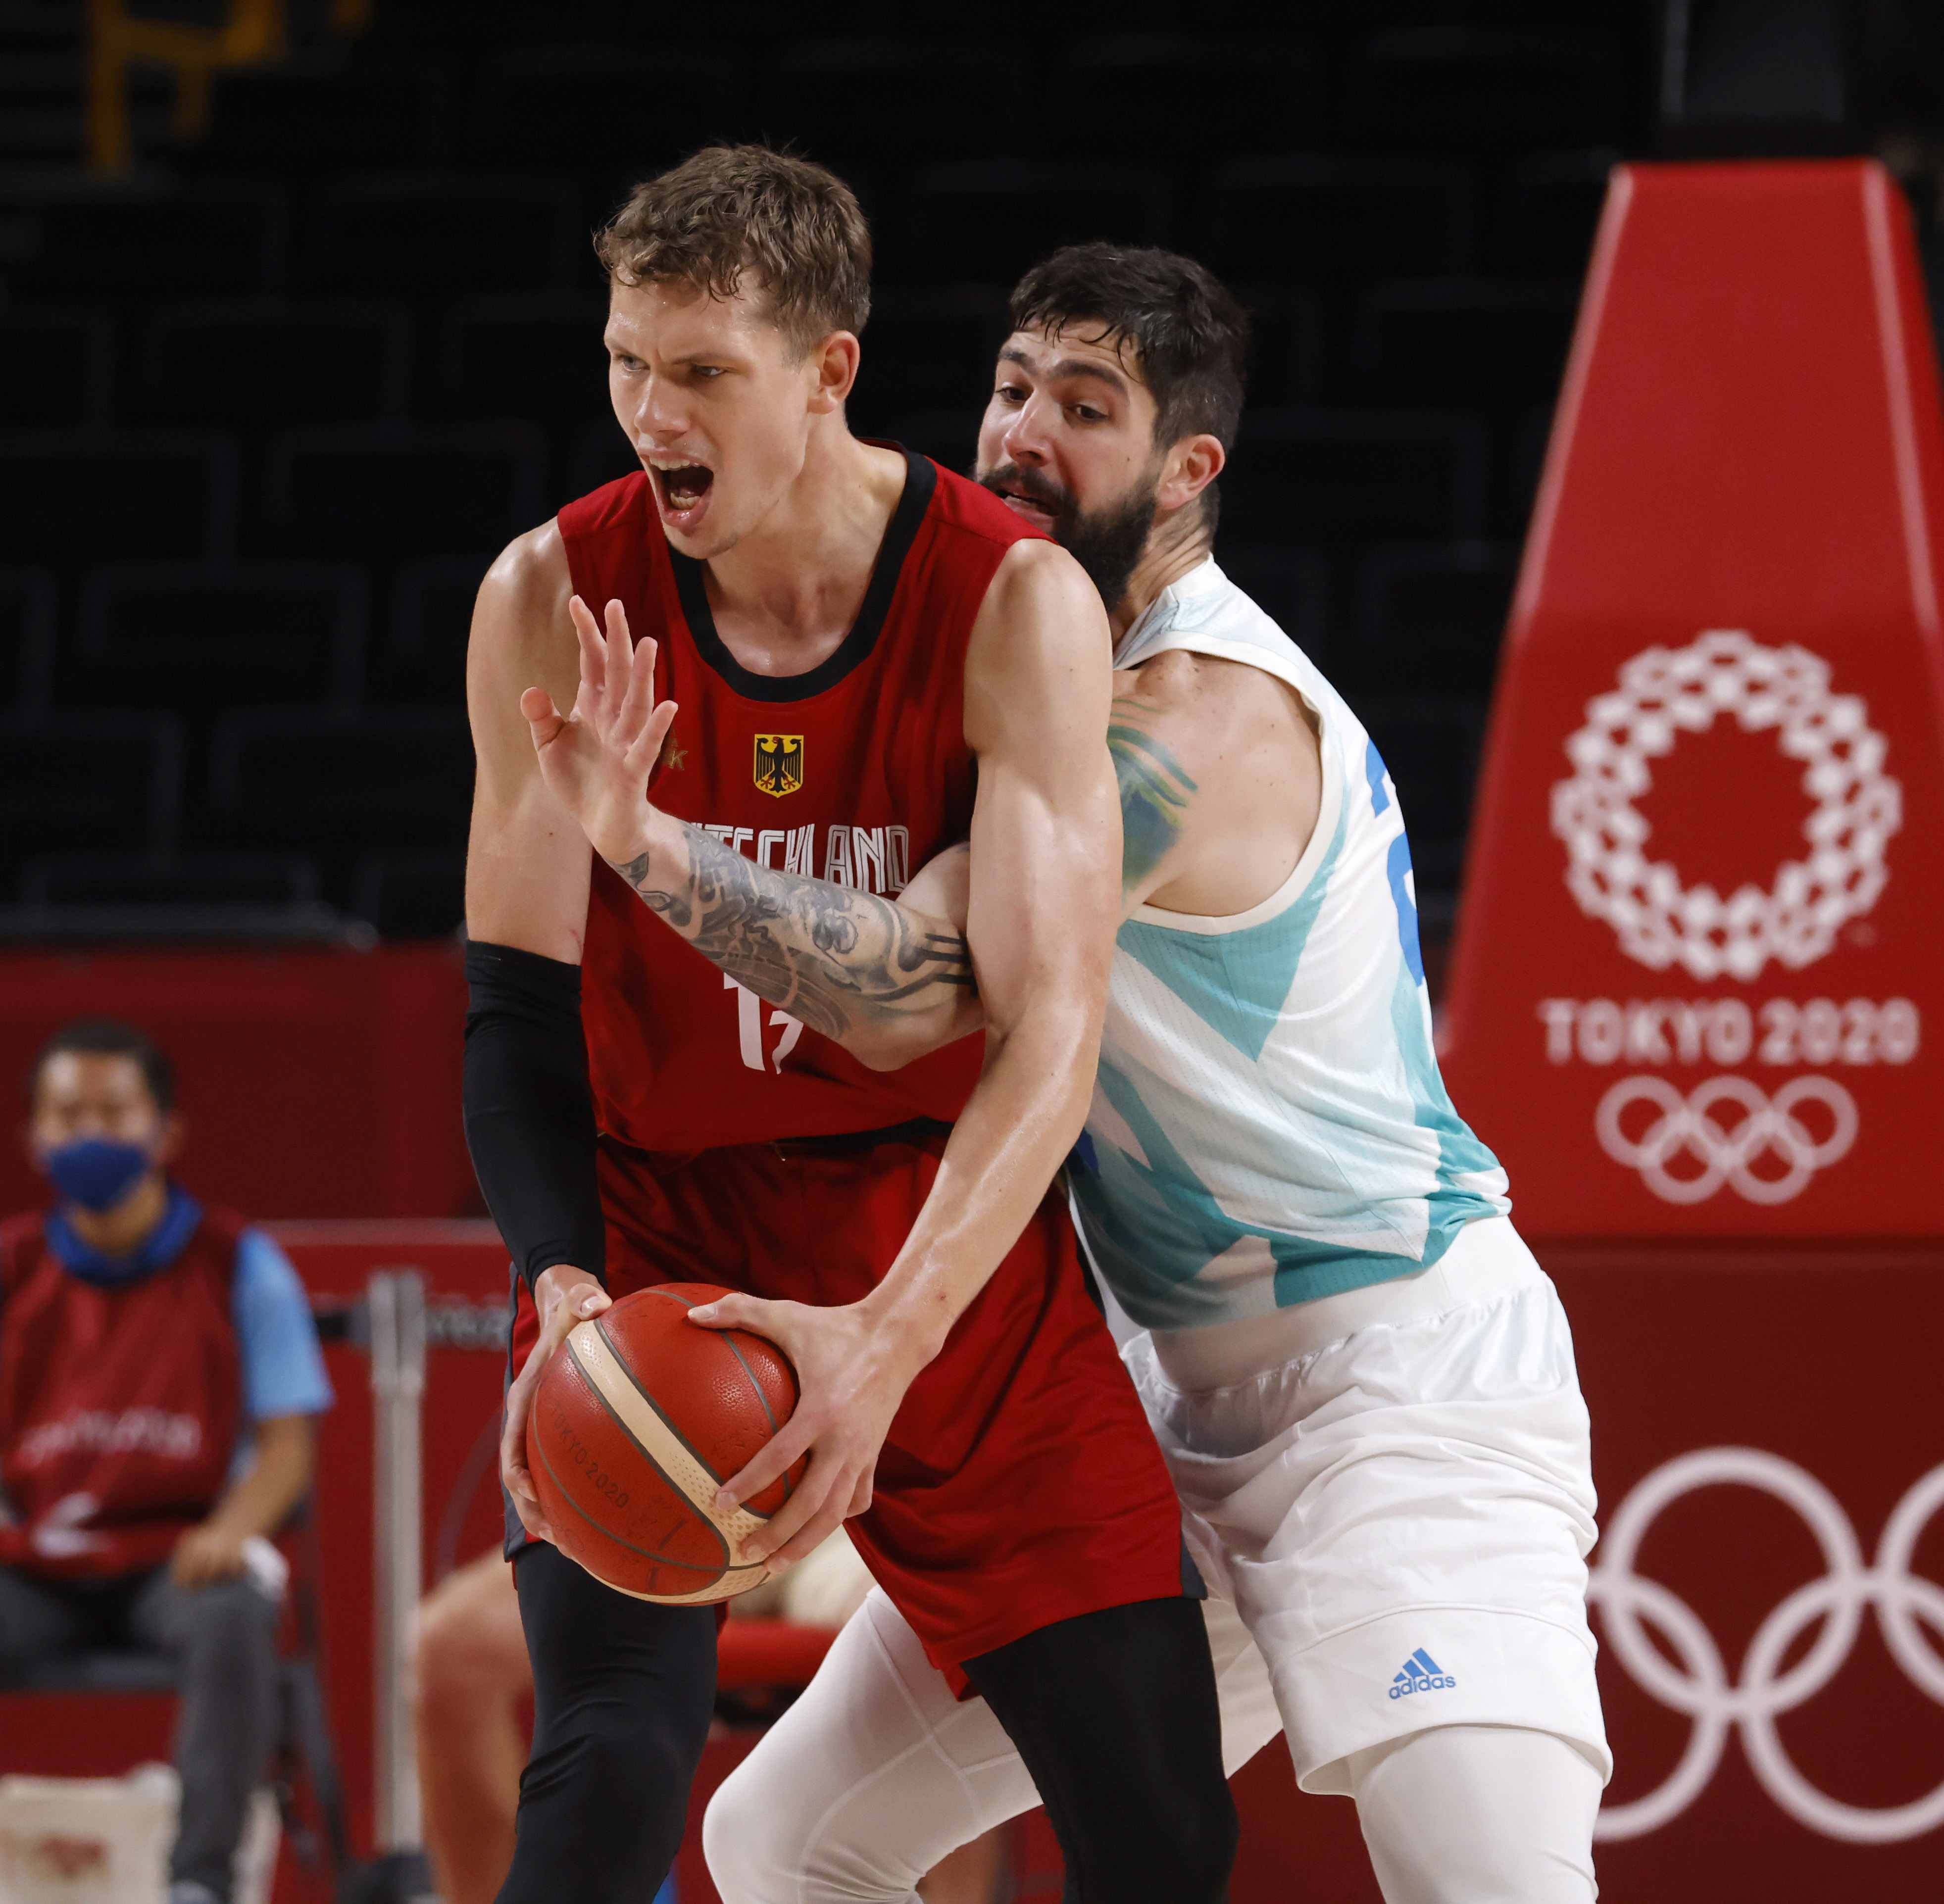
[560,451,1037,1151]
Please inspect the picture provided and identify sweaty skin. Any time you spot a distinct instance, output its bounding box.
[539,597,980,1061]
[1108,699,1198,896]
[566,312,1329,1065]
[468,280,1120,1569]
[613,829,972,1045]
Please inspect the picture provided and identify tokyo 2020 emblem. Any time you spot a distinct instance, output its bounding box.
[1590,1448,1944,1844]
[1550,631,1901,983]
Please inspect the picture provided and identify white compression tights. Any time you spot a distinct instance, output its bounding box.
[1346,1725,1602,1904]
[704,1590,1600,1904]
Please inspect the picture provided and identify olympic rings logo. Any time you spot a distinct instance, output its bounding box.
[1590,1449,1944,1843]
[1595,1074,1857,1204]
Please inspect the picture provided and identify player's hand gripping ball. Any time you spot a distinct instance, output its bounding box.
[526,1283,809,1603]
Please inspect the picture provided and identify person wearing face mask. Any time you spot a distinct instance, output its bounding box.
[0,1019,334,1904]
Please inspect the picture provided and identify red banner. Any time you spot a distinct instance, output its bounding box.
[1442,159,1944,1238]
[1556,1245,1944,1901]
[0,946,476,1222]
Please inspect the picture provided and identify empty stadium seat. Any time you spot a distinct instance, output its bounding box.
[1201,158,1476,285]
[134,301,409,427]
[351,851,465,939]
[1228,288,1326,407]
[0,10,1644,941]
[0,713,182,888]
[474,48,743,179]
[258,424,544,556]
[1341,28,1617,153]
[0,434,235,563]
[1045,34,1319,161]
[307,174,582,297]
[434,292,609,419]
[760,41,1022,166]
[16,186,289,297]
[206,709,472,859]
[0,309,111,428]
[1500,149,1617,273]
[900,162,1173,284]
[1218,409,1488,549]
[193,61,454,175]
[20,852,323,911]
[886,411,983,479]
[0,568,55,709]
[71,564,364,710]
[851,287,1010,440]
[1350,280,1578,404]
[382,557,489,704]
[1213,548,1328,659]
[1502,404,1557,542]
[1355,542,1515,693]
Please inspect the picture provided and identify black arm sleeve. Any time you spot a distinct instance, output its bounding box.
[463,939,607,1293]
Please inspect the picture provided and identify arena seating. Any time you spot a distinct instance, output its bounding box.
[0,568,55,705]
[1354,541,1516,691]
[0,710,180,880]
[73,564,364,707]
[0,308,112,426]
[132,303,411,426]
[0,4,1649,950]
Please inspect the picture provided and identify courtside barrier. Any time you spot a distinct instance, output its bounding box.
[1443,159,1944,1901]
[1443,157,1944,1238]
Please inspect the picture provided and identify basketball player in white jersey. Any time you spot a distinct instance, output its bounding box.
[549,245,1608,1903]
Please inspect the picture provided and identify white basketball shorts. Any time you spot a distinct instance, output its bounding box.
[1128,1213,1610,1793]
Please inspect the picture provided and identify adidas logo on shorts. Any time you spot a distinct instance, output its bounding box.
[1388,1649,1456,1700]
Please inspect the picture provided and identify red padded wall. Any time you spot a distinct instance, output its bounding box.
[1442,159,1944,1239]
[0,946,476,1221]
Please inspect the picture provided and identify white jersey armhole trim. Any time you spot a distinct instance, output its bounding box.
[1126,635,1343,938]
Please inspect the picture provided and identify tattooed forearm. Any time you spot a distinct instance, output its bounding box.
[1108,703,1197,895]
[608,828,974,1043]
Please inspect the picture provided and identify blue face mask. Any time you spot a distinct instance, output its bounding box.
[42,1137,155,1214]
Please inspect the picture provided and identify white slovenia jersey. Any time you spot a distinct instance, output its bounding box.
[1068,557,1510,1332]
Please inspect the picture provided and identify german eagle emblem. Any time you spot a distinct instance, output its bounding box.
[753,734,805,798]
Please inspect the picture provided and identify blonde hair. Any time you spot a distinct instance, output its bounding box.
[597,145,871,358]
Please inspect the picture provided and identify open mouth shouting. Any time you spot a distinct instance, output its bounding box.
[647,454,716,532]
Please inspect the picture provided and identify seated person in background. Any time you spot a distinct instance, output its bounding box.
[415,1531,1008,1904]
[0,1019,334,1904]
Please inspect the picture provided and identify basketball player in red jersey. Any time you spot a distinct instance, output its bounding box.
[461,147,1234,1904]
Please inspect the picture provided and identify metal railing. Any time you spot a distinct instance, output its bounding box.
[313,1270,505,1888]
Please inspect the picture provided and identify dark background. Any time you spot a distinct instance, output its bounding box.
[1,0,1938,957]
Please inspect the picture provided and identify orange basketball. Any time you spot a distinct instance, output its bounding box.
[525,1282,809,1604]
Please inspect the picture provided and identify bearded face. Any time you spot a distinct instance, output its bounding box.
[975,456,1162,617]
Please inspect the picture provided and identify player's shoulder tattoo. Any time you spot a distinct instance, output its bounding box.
[1107,692,1198,897]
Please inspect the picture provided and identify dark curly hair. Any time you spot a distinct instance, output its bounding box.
[1008,242,1250,482]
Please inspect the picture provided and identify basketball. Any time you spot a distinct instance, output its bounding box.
[525,1282,809,1604]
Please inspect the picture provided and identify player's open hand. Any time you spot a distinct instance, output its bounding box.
[687,1291,928,1568]
[521,596,679,867]
[500,1264,612,1544]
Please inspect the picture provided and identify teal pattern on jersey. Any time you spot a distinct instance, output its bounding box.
[1115,799,1345,1066]
[1074,559,1509,1332]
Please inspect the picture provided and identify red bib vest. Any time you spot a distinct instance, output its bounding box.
[560,452,1040,1151]
[0,1202,247,1579]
